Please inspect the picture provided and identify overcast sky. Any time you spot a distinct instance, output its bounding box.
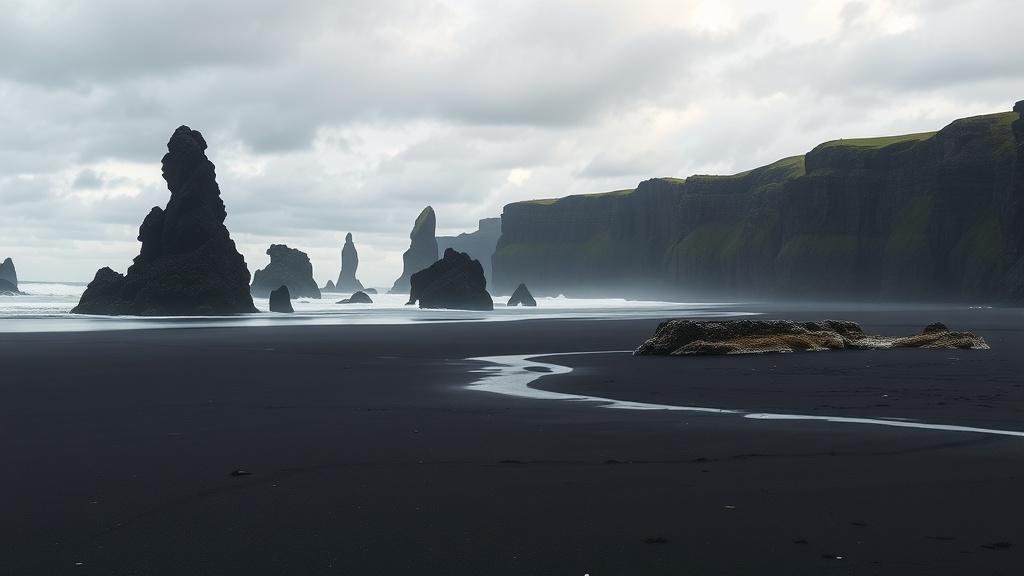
[2,0,1022,288]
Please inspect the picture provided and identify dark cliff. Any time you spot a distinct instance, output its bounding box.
[493,106,1024,304]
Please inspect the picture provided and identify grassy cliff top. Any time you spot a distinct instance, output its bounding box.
[509,110,1016,208]
[818,130,938,150]
[522,188,634,206]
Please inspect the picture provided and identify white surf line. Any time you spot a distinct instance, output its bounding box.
[467,352,1024,438]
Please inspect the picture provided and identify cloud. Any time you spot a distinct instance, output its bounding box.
[2,0,1023,285]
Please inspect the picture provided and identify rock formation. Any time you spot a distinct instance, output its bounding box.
[493,103,1024,304]
[390,206,438,294]
[634,319,989,356]
[337,290,373,304]
[72,126,257,316]
[438,218,502,285]
[336,232,364,292]
[408,248,493,310]
[269,285,294,313]
[0,257,18,291]
[251,244,321,299]
[506,283,537,306]
[322,279,337,292]
[0,278,19,295]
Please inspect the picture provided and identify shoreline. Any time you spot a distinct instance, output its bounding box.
[3,311,1021,575]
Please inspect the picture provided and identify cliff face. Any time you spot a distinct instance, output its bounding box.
[438,218,501,285]
[494,107,1024,303]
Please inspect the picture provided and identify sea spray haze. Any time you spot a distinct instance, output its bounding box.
[72,126,257,316]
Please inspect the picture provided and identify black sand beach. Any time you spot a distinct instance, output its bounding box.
[2,309,1022,575]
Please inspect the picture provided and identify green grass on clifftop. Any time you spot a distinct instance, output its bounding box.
[820,131,937,150]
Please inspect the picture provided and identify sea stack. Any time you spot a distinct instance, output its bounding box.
[0,257,19,293]
[251,244,321,299]
[408,248,493,310]
[389,206,438,294]
[336,233,364,292]
[507,283,537,306]
[72,126,257,316]
[268,285,294,313]
[322,279,337,292]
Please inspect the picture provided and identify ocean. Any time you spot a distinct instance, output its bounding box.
[0,281,753,333]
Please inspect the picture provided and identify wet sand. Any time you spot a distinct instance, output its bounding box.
[2,309,1022,575]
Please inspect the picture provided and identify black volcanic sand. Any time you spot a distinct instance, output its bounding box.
[2,309,1022,575]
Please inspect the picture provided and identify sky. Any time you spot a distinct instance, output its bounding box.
[2,0,1023,288]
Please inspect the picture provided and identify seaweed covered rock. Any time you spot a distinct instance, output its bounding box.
[408,248,493,310]
[72,126,257,316]
[0,257,18,291]
[251,244,321,299]
[634,319,988,355]
[390,206,438,294]
[507,283,537,306]
[269,285,294,313]
[336,232,364,292]
[337,290,373,304]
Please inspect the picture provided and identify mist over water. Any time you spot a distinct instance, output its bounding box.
[0,281,754,333]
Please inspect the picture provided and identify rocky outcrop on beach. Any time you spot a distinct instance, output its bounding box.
[337,290,373,304]
[408,248,493,310]
[390,206,438,294]
[506,283,537,306]
[438,218,501,285]
[494,103,1024,303]
[72,126,257,316]
[322,279,337,292]
[269,285,294,313]
[251,244,321,299]
[634,319,989,356]
[336,232,364,292]
[0,257,18,291]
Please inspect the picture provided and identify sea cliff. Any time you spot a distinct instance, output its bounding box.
[493,106,1024,303]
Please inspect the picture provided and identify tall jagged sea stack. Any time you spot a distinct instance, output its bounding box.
[336,232,364,292]
[390,206,438,294]
[72,126,257,315]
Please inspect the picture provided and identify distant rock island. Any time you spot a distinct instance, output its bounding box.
[634,319,989,355]
[322,279,337,292]
[0,257,20,294]
[251,244,321,299]
[493,102,1024,304]
[506,283,536,306]
[336,232,364,293]
[337,290,372,304]
[438,218,501,286]
[408,248,493,310]
[390,206,438,294]
[72,126,257,316]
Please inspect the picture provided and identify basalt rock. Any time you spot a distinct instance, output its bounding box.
[438,218,501,285]
[322,279,337,292]
[336,232,364,292]
[390,206,438,294]
[251,244,321,299]
[72,126,257,316]
[0,257,18,291]
[337,290,373,304]
[269,285,294,313]
[408,248,493,310]
[506,283,537,306]
[634,319,989,356]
